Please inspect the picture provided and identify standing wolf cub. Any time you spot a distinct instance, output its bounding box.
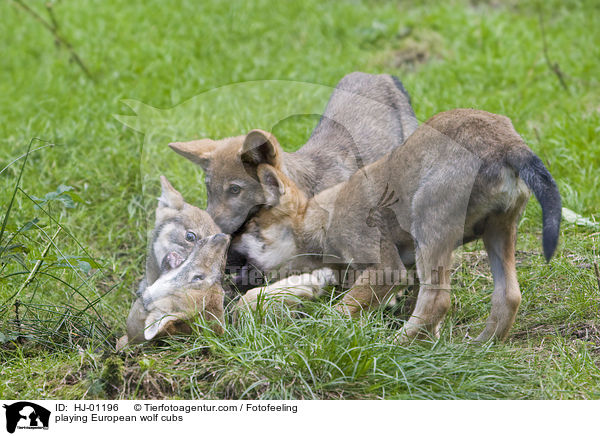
[168,72,418,235]
[232,109,562,343]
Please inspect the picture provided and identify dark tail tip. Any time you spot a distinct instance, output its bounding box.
[542,217,560,262]
[517,154,561,262]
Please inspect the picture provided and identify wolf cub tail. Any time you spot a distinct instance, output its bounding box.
[509,150,561,261]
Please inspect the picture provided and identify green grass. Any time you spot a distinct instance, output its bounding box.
[1,0,599,399]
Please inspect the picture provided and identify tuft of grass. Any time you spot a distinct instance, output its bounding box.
[1,139,116,354]
[115,302,535,400]
[100,355,125,398]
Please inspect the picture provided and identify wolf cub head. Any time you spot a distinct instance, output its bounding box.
[147,176,221,284]
[169,129,286,234]
[231,164,307,272]
[140,232,230,340]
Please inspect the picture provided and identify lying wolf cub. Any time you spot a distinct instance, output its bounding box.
[117,177,226,349]
[232,109,562,342]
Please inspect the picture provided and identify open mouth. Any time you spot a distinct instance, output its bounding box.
[160,251,185,271]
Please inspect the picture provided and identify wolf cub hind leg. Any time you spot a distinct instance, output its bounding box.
[474,213,522,343]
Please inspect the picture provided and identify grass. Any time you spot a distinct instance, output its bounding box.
[1,0,599,399]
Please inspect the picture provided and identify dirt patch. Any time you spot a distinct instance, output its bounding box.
[389,44,429,69]
[369,28,444,71]
[570,324,600,352]
[117,350,187,398]
[514,322,600,350]
[122,366,178,399]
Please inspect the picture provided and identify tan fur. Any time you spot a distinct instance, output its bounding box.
[118,234,229,350]
[118,286,224,351]
[128,282,225,343]
[232,109,561,343]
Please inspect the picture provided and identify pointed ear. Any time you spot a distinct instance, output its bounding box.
[158,175,185,210]
[257,164,285,206]
[169,139,216,170]
[241,130,282,169]
[144,313,178,341]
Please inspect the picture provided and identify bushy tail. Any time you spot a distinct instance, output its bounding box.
[510,152,561,261]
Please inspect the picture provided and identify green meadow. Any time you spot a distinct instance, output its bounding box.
[1,0,599,399]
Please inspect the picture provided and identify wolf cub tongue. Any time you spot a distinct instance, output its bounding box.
[162,251,184,270]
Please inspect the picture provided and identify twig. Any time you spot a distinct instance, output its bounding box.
[14,300,21,330]
[14,300,24,344]
[45,2,59,31]
[594,261,600,295]
[13,228,61,301]
[11,0,94,80]
[538,9,569,93]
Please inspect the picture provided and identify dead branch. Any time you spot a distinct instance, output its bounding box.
[538,10,569,93]
[594,261,600,295]
[12,0,94,80]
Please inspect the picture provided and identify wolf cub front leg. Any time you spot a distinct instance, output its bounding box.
[335,240,407,317]
[397,250,453,342]
[235,268,337,319]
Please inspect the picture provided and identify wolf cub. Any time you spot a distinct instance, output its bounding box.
[232,109,561,342]
[117,177,226,349]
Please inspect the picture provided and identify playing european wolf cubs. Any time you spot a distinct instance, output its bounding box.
[117,176,225,348]
[232,109,561,342]
[168,72,418,235]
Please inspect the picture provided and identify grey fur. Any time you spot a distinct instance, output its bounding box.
[169,72,418,234]
[131,233,229,343]
[140,176,220,290]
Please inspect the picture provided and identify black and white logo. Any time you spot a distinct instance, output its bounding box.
[3,402,50,434]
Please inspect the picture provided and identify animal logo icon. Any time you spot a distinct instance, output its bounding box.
[2,402,50,433]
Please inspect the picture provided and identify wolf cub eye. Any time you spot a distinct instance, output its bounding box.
[185,231,197,242]
[228,184,241,195]
[191,274,205,282]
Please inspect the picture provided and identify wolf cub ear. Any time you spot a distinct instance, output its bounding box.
[144,313,178,341]
[257,164,285,206]
[241,130,282,169]
[169,139,216,170]
[158,175,185,210]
